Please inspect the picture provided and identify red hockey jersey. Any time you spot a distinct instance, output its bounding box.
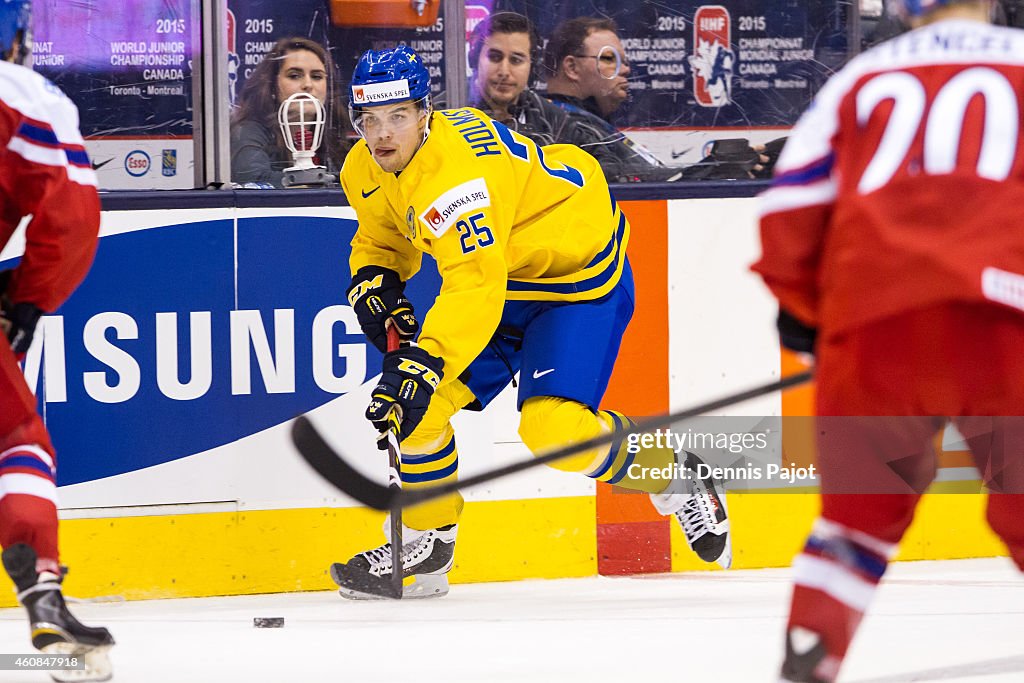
[753,19,1024,337]
[0,61,99,312]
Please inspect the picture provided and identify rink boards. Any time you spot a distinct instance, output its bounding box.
[0,196,1006,604]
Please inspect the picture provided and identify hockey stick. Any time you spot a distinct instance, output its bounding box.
[382,325,402,599]
[294,369,814,512]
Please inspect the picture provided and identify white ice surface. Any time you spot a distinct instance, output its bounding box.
[0,558,1021,683]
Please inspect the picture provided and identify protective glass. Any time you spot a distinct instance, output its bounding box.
[575,45,627,79]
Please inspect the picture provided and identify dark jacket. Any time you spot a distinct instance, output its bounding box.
[230,119,291,188]
[471,89,683,182]
[470,88,579,148]
[546,92,769,182]
[230,119,343,188]
[544,93,689,182]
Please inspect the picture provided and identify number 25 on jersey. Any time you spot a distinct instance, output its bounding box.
[456,212,494,254]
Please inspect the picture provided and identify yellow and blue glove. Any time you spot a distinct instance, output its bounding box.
[346,266,419,353]
[366,347,444,445]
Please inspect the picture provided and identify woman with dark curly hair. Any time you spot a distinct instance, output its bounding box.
[230,36,352,188]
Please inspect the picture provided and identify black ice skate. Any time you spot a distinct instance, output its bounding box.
[650,451,732,568]
[781,626,834,683]
[330,524,456,599]
[2,544,114,682]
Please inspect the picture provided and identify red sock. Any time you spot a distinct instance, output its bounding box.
[786,518,896,681]
[0,444,60,574]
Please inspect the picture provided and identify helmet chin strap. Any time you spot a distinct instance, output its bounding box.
[400,102,432,167]
[419,103,433,147]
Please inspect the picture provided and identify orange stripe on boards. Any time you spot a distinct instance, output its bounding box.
[597,199,670,575]
[781,349,817,470]
[938,448,976,469]
[601,199,669,415]
[596,482,664,523]
[934,428,975,470]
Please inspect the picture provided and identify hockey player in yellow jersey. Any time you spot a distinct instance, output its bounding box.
[331,46,732,599]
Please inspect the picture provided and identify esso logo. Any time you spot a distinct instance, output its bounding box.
[125,150,151,177]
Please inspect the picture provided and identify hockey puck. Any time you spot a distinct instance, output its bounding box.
[253,617,285,628]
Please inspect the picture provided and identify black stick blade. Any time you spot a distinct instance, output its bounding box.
[291,416,394,510]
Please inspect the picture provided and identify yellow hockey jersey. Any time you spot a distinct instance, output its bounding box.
[342,107,630,385]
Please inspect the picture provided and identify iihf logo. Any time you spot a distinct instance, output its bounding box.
[690,5,734,107]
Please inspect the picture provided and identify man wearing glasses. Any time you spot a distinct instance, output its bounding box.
[544,17,631,122]
[544,17,772,182]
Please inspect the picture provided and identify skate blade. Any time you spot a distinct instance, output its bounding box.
[338,574,449,601]
[329,562,399,598]
[716,540,733,570]
[42,643,113,683]
[716,491,732,570]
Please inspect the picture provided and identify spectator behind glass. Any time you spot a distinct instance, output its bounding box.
[230,37,351,188]
[543,17,774,182]
[467,12,577,146]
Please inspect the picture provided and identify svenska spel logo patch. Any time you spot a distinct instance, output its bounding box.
[418,178,490,238]
[424,208,443,228]
[352,79,412,104]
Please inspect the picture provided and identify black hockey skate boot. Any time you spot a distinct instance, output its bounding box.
[330,524,456,599]
[650,451,732,568]
[781,626,834,682]
[2,544,114,682]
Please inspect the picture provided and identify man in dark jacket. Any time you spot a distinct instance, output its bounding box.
[467,12,578,148]
[543,17,776,182]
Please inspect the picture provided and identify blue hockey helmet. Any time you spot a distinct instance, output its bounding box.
[893,0,958,17]
[0,0,30,65]
[349,45,431,109]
